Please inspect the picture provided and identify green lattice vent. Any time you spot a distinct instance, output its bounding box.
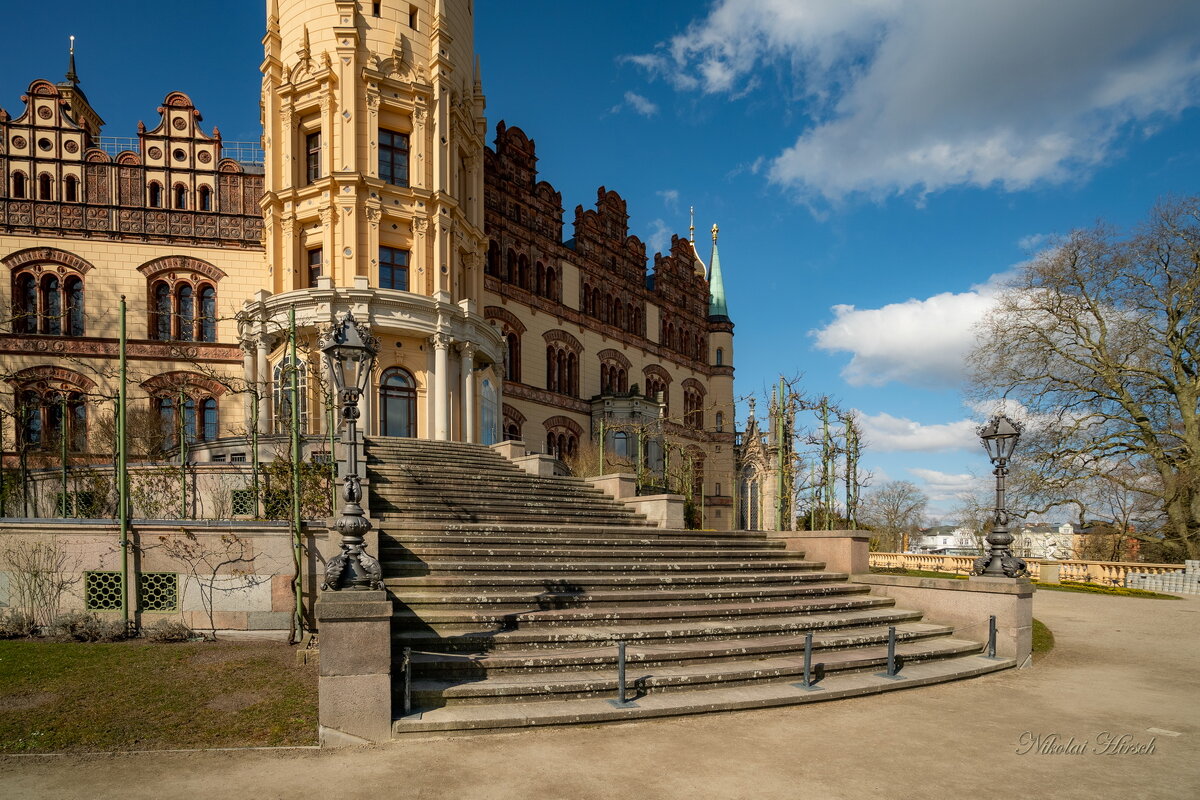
[84,571,124,611]
[138,573,178,612]
[231,489,256,516]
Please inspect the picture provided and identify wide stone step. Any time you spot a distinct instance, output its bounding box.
[383,569,843,591]
[391,653,1014,734]
[401,622,952,676]
[391,593,891,629]
[383,545,804,562]
[406,637,983,707]
[384,559,824,575]
[389,581,856,610]
[392,606,921,651]
[374,508,645,523]
[381,533,787,550]
[371,494,640,514]
[369,480,614,501]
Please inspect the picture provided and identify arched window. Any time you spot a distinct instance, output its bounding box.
[273,356,309,433]
[152,281,172,340]
[17,389,88,453]
[505,422,521,441]
[12,172,27,198]
[15,273,38,334]
[38,173,52,201]
[506,249,516,283]
[198,185,212,211]
[716,348,724,366]
[740,469,761,530]
[613,431,629,459]
[481,379,499,446]
[64,175,79,202]
[65,276,84,336]
[505,332,521,382]
[176,284,194,342]
[199,285,216,342]
[517,254,529,290]
[148,182,163,208]
[715,411,724,432]
[41,275,62,336]
[154,393,218,448]
[379,367,417,437]
[545,267,557,301]
[174,185,188,209]
[486,241,500,276]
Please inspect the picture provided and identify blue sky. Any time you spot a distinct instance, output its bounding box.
[4,1,1200,520]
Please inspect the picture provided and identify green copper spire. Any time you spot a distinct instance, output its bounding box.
[708,223,729,319]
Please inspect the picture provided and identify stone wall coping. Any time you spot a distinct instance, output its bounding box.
[853,573,1034,597]
[768,530,870,541]
[627,493,685,502]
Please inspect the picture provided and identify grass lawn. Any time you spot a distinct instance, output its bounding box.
[868,567,1180,599]
[1032,618,1055,655]
[0,639,317,753]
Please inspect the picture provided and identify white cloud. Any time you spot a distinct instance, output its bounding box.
[812,275,1007,388]
[631,0,1200,201]
[856,411,978,453]
[1017,233,1050,252]
[612,91,659,117]
[646,218,672,255]
[907,467,983,506]
[657,189,680,212]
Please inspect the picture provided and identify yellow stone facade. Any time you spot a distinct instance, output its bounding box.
[0,0,737,529]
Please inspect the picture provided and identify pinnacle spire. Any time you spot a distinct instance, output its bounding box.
[65,35,79,85]
[689,206,695,243]
[707,223,729,319]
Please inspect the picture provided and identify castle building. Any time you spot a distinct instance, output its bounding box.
[0,1,737,529]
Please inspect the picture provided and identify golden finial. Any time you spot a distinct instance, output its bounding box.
[689,206,695,243]
[711,223,719,243]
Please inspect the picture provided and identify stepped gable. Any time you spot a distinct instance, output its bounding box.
[365,438,1013,734]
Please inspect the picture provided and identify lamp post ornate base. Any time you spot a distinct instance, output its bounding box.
[971,414,1029,580]
[319,312,385,592]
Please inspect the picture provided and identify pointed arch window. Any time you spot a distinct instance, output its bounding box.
[481,379,499,446]
[379,367,417,438]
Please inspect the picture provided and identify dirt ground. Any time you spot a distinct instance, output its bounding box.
[2,590,1197,800]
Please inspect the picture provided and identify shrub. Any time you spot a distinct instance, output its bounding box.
[145,618,197,643]
[50,612,130,642]
[0,609,38,639]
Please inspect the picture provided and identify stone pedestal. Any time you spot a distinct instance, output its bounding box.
[315,589,393,746]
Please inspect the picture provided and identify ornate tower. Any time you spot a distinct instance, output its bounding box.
[250,0,502,442]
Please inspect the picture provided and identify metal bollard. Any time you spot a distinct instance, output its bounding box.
[617,640,627,703]
[988,615,997,658]
[879,625,904,678]
[793,631,826,691]
[403,647,413,715]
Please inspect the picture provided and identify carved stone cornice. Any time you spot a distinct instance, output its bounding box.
[503,381,589,414]
[0,334,242,364]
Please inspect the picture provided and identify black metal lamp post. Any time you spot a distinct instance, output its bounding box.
[319,312,384,591]
[972,414,1029,578]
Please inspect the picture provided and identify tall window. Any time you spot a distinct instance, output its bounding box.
[18,391,88,453]
[380,367,417,437]
[505,332,521,382]
[273,356,309,433]
[380,246,409,291]
[481,379,499,446]
[155,393,218,448]
[379,130,409,187]
[150,279,216,342]
[305,131,322,184]
[65,175,79,202]
[38,174,52,200]
[12,270,85,336]
[307,248,323,286]
[12,172,26,198]
[174,184,188,209]
[148,182,163,207]
[198,185,212,211]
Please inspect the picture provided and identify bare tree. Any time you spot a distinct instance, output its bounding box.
[860,480,929,551]
[968,196,1200,559]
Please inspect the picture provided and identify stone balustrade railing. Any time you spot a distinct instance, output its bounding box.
[868,552,1185,585]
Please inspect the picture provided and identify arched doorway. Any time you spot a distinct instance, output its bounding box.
[379,367,417,437]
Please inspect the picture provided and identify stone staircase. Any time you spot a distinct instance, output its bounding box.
[366,438,1013,735]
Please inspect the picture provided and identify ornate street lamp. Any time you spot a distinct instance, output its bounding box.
[972,414,1029,578]
[319,312,384,591]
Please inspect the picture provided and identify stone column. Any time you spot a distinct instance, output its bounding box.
[314,590,393,745]
[461,342,476,443]
[256,329,270,435]
[433,332,450,441]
